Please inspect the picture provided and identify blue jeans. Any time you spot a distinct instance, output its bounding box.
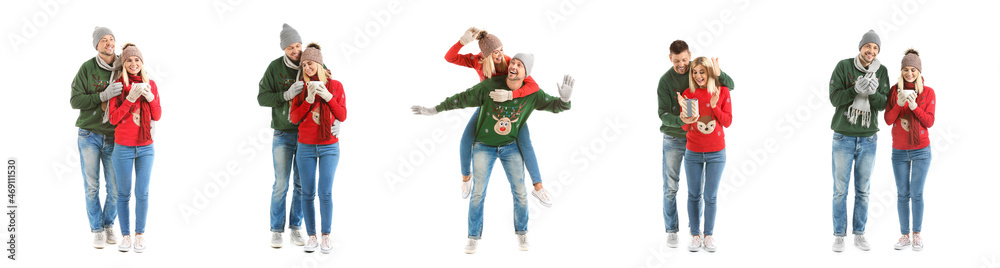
[892,146,931,234]
[461,108,542,185]
[113,143,154,236]
[831,133,877,237]
[685,149,725,236]
[297,142,340,236]
[270,130,303,232]
[661,134,686,233]
[468,141,528,239]
[78,128,117,233]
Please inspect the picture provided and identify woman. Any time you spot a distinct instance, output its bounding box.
[885,49,935,251]
[676,57,731,253]
[108,43,161,253]
[444,27,550,206]
[289,43,347,254]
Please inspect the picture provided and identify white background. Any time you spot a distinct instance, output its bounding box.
[1,0,998,267]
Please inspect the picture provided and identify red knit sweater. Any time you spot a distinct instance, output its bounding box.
[108,77,161,146]
[884,82,935,150]
[444,40,539,97]
[290,78,347,145]
[681,86,732,152]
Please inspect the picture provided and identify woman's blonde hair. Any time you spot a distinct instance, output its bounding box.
[302,60,330,83]
[481,51,507,79]
[117,43,149,86]
[688,56,718,93]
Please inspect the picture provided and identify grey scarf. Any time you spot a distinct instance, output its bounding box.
[847,56,880,127]
[97,54,120,124]
[283,54,302,82]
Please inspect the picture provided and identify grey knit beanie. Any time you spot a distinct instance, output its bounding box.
[858,29,881,50]
[93,26,114,50]
[512,53,534,76]
[280,23,302,49]
[901,49,921,72]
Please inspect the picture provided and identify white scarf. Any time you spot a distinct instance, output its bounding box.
[283,54,302,82]
[847,56,880,127]
[98,54,120,124]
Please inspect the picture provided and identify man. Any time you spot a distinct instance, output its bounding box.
[655,40,734,248]
[411,53,573,254]
[70,26,122,249]
[828,30,889,252]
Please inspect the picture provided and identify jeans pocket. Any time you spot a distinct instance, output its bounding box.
[274,130,284,137]
[867,133,878,142]
[78,128,91,137]
[832,133,844,141]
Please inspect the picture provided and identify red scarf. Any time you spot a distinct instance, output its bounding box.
[293,76,333,141]
[117,74,153,141]
[896,80,922,146]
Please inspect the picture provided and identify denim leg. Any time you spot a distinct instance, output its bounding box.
[100,135,117,229]
[662,135,685,233]
[79,129,105,233]
[852,134,876,235]
[891,148,912,235]
[113,144,136,236]
[468,142,496,239]
[270,131,302,232]
[459,108,480,177]
[702,149,726,236]
[909,146,931,233]
[317,143,339,235]
[132,144,154,234]
[831,133,853,237]
[297,143,319,236]
[684,150,706,236]
[516,125,542,185]
[500,142,528,234]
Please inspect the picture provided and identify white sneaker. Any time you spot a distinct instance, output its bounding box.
[893,235,910,250]
[105,226,117,245]
[532,188,552,207]
[517,234,530,251]
[832,236,845,252]
[464,239,478,254]
[462,179,472,199]
[133,234,146,253]
[303,236,318,253]
[320,235,333,254]
[703,236,717,252]
[854,235,870,251]
[912,233,923,251]
[667,233,679,248]
[271,232,283,248]
[688,236,703,252]
[93,232,106,249]
[291,229,306,246]
[118,235,132,252]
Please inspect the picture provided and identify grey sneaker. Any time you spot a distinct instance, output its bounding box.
[517,234,530,251]
[832,236,845,252]
[303,236,318,253]
[893,235,910,250]
[93,232,106,249]
[271,232,283,248]
[291,229,306,246]
[667,233,679,248]
[133,234,146,253]
[854,235,870,251]
[320,235,333,254]
[462,180,472,199]
[703,236,717,252]
[688,236,703,252]
[912,234,923,251]
[531,188,553,207]
[104,226,117,245]
[118,235,132,252]
[464,239,478,254]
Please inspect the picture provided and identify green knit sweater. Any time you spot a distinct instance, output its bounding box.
[656,66,734,138]
[828,58,890,137]
[69,57,116,136]
[435,75,571,146]
[257,57,301,132]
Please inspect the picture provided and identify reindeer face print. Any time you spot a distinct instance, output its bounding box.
[900,118,910,132]
[697,117,717,135]
[490,103,526,136]
[492,115,518,135]
[131,106,141,126]
[312,106,321,124]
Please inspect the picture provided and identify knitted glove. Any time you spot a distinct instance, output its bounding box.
[315,87,333,102]
[896,89,908,107]
[864,75,879,95]
[141,86,155,102]
[411,105,438,116]
[459,27,481,46]
[331,120,342,137]
[125,86,143,103]
[283,81,304,101]
[557,74,575,102]
[853,76,871,94]
[100,82,123,102]
[305,86,316,104]
[907,93,918,110]
[489,89,513,102]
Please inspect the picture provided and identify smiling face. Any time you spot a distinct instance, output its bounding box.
[124,56,142,75]
[302,60,319,77]
[669,50,691,74]
[507,59,526,82]
[284,42,302,62]
[901,66,919,83]
[859,42,879,65]
[491,47,504,63]
[97,34,115,57]
[691,65,708,88]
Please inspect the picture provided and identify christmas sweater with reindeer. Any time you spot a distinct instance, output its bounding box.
[289,78,346,145]
[884,82,935,150]
[657,64,735,138]
[829,58,890,137]
[444,41,540,97]
[70,57,117,136]
[108,76,161,147]
[680,86,732,153]
[258,56,303,132]
[435,75,571,147]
